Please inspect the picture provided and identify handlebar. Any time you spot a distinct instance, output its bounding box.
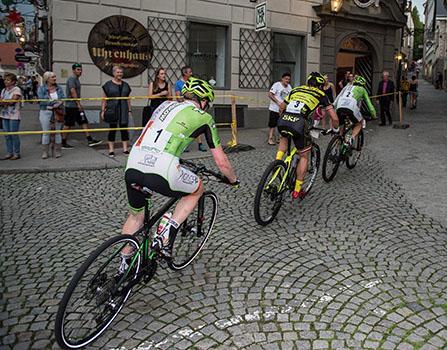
[179,159,231,185]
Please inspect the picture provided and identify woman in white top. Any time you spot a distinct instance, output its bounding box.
[38,71,65,159]
[0,73,22,160]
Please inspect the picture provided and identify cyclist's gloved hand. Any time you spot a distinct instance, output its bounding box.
[222,176,240,188]
[230,180,240,189]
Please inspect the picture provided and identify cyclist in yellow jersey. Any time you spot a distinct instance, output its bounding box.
[276,72,339,199]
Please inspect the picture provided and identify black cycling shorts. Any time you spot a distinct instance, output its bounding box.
[125,169,190,212]
[277,113,310,150]
[64,108,88,127]
[337,108,359,125]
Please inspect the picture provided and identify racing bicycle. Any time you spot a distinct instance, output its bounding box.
[253,128,322,226]
[322,111,365,182]
[55,160,226,349]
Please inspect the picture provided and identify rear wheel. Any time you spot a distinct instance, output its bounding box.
[55,235,141,349]
[168,191,218,270]
[346,130,364,169]
[322,136,343,182]
[302,143,320,194]
[253,160,287,226]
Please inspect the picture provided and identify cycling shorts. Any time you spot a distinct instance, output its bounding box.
[125,157,200,212]
[336,108,362,125]
[277,113,311,151]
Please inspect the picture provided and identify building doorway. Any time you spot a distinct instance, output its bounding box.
[336,36,375,117]
[336,37,374,95]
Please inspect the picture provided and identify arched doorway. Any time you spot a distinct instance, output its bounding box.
[336,37,374,94]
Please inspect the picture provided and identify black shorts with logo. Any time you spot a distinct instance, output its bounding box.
[125,169,190,212]
[64,107,89,127]
[336,107,359,126]
[277,113,310,150]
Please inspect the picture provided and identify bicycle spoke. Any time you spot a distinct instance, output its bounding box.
[55,236,141,349]
[254,161,287,226]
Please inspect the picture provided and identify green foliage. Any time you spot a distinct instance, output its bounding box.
[412,6,424,60]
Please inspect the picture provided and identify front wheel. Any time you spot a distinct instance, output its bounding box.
[55,235,141,349]
[302,143,321,194]
[346,130,364,169]
[322,135,343,183]
[253,160,287,226]
[168,191,218,271]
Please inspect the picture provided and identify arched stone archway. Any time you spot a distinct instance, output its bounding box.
[335,35,377,95]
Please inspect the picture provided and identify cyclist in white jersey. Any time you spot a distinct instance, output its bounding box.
[122,78,239,257]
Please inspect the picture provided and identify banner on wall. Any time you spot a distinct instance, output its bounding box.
[88,15,153,78]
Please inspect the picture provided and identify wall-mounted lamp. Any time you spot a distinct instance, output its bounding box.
[312,0,343,36]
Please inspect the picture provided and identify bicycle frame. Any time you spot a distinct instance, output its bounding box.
[116,196,178,289]
[266,136,299,194]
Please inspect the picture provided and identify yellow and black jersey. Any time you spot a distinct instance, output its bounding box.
[284,85,331,118]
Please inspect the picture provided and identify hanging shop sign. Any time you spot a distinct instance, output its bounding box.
[88,15,153,78]
[255,2,267,31]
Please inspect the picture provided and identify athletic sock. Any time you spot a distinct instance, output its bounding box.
[294,180,304,193]
[87,136,93,141]
[276,151,284,160]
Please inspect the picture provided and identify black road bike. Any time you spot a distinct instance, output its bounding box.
[55,160,225,349]
[253,128,322,226]
[322,113,365,182]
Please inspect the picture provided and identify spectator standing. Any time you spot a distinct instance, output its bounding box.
[338,71,350,90]
[32,76,39,102]
[144,67,172,126]
[436,72,443,90]
[409,75,418,110]
[0,74,5,92]
[38,71,65,158]
[267,72,292,145]
[0,73,22,160]
[175,66,193,101]
[24,76,32,100]
[101,66,131,157]
[400,75,410,108]
[376,71,395,126]
[321,74,337,129]
[62,63,101,149]
[175,66,206,152]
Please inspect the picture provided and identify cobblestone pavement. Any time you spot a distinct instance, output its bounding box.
[1,145,446,350]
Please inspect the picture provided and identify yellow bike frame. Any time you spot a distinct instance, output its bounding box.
[267,146,298,193]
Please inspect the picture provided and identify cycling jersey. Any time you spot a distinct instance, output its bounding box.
[125,101,221,210]
[277,85,331,151]
[334,85,376,121]
[283,85,331,117]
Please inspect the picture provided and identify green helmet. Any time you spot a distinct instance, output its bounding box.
[307,72,325,88]
[353,75,367,87]
[182,77,215,103]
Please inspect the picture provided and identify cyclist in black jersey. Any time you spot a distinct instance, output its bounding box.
[276,72,339,199]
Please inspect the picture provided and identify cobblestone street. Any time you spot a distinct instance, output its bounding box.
[1,137,447,349]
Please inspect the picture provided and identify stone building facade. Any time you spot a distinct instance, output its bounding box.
[316,0,405,95]
[49,0,325,126]
[424,0,447,88]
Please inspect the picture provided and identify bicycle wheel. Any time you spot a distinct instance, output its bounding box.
[254,160,287,226]
[322,135,343,183]
[302,143,321,194]
[55,235,141,349]
[168,191,218,270]
[346,130,364,169]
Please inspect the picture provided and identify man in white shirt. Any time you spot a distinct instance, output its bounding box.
[268,72,292,145]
